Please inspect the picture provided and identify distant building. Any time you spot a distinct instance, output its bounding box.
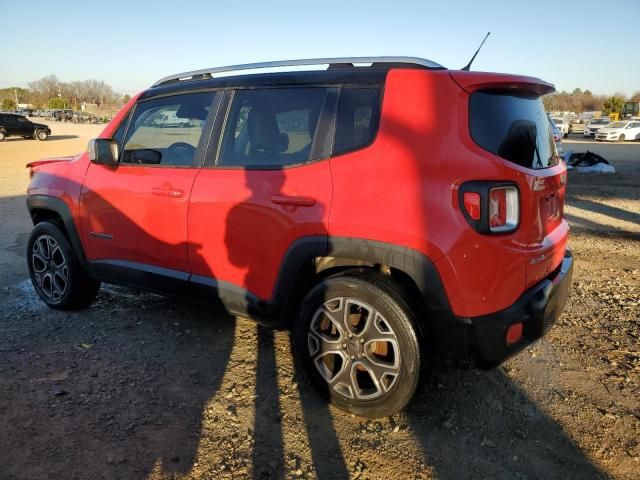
[81,102,98,112]
[17,103,34,109]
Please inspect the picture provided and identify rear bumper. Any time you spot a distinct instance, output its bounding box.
[432,249,574,368]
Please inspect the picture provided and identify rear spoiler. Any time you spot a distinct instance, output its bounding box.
[450,71,555,96]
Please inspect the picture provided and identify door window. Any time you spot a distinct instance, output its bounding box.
[219,87,335,168]
[121,92,216,166]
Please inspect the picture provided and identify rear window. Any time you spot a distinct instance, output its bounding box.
[470,90,559,169]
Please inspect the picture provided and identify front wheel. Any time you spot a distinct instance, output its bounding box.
[35,129,48,141]
[0,130,5,141]
[27,222,100,310]
[293,271,422,418]
[618,134,625,142]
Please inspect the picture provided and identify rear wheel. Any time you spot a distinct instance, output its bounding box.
[27,222,100,310]
[293,271,422,418]
[35,129,48,141]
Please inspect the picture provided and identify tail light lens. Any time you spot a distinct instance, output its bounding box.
[463,192,481,220]
[458,182,520,234]
[489,186,519,232]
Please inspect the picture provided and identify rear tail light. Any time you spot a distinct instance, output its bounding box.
[458,182,520,234]
[489,186,519,233]
[463,192,481,220]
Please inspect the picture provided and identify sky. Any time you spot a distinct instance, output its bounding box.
[1,0,638,97]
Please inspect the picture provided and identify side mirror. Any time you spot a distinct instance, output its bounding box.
[88,138,119,166]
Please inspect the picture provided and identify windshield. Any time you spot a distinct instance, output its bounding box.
[553,118,564,125]
[591,118,609,125]
[607,122,626,128]
[470,90,558,169]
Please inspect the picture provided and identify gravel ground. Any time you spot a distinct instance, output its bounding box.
[0,124,638,479]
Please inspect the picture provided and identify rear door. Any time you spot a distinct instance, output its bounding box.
[79,91,221,285]
[14,115,34,136]
[188,86,336,304]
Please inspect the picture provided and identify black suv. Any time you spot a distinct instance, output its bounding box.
[0,113,50,141]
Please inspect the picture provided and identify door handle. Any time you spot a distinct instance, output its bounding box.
[271,195,316,207]
[152,186,184,198]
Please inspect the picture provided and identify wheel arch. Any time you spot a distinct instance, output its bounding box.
[272,237,454,332]
[26,195,88,267]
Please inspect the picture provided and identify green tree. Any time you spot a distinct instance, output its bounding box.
[584,90,592,96]
[122,94,131,104]
[1,98,16,110]
[48,97,68,109]
[631,91,640,101]
[602,96,625,116]
[572,88,582,95]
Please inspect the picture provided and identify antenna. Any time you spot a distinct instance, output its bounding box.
[461,32,490,71]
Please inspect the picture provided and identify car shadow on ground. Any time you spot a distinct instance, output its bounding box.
[0,288,607,480]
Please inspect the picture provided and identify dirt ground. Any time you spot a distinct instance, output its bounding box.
[0,123,638,480]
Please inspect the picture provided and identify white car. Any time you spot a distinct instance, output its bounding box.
[584,117,611,138]
[595,120,640,142]
[547,114,564,156]
[552,117,569,137]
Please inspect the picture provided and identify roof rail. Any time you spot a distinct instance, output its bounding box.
[151,56,445,87]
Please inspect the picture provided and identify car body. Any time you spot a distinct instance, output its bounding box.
[583,117,611,137]
[25,57,573,417]
[551,117,569,137]
[595,120,640,141]
[0,113,51,141]
[548,114,564,156]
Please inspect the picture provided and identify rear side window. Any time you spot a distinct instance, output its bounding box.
[334,87,380,155]
[219,87,335,168]
[470,90,559,169]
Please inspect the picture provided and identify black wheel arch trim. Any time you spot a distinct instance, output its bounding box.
[22,202,464,347]
[26,195,89,268]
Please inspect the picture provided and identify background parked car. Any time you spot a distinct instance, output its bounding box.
[596,120,640,142]
[548,113,564,156]
[552,117,570,137]
[0,113,51,141]
[584,117,611,138]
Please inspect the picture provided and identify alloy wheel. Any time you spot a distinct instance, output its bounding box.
[31,234,69,301]
[307,297,401,400]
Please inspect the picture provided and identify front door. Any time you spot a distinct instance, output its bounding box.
[79,91,221,282]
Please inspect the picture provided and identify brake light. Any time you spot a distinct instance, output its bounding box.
[489,186,519,232]
[463,192,481,220]
[458,182,520,234]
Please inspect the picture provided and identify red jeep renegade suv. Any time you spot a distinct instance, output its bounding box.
[26,57,573,418]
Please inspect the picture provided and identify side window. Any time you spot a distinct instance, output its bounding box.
[219,87,333,168]
[333,87,381,155]
[120,92,215,166]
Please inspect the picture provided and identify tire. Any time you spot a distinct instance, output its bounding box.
[618,134,625,142]
[35,129,48,141]
[293,270,422,418]
[27,221,100,310]
[0,130,5,141]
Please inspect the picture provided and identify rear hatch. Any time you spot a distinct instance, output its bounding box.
[452,71,568,288]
